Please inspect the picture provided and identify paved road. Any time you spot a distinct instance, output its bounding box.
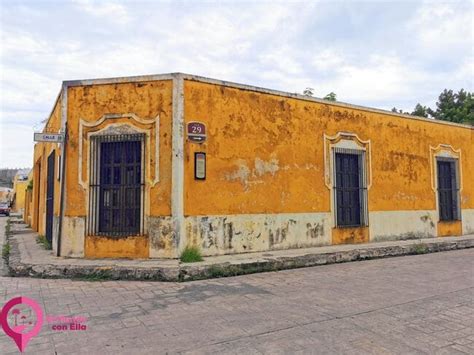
[0,219,473,354]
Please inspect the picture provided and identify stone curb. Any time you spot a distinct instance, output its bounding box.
[7,237,179,281]
[0,218,11,277]
[179,239,474,281]
[6,230,474,282]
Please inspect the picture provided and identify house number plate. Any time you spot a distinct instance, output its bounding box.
[187,121,206,143]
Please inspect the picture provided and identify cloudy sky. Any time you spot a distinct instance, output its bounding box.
[0,0,472,168]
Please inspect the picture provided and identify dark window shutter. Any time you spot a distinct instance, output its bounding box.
[89,134,144,236]
[450,161,458,220]
[437,160,459,221]
[335,153,361,227]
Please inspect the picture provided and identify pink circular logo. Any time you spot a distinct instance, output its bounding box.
[1,296,44,352]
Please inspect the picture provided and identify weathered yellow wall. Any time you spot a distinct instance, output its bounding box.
[438,221,462,237]
[183,80,473,250]
[66,80,173,258]
[183,80,473,215]
[66,80,173,217]
[332,227,369,245]
[30,76,474,259]
[12,179,28,213]
[85,235,149,259]
[23,189,32,225]
[23,169,34,224]
[31,98,62,236]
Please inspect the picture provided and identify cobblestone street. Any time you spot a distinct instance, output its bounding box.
[0,216,472,355]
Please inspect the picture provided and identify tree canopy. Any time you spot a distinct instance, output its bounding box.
[393,89,473,125]
[323,92,337,101]
[305,87,472,125]
[302,88,337,101]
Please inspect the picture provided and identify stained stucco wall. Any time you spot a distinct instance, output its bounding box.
[31,98,62,239]
[64,80,173,257]
[12,179,28,212]
[182,79,473,255]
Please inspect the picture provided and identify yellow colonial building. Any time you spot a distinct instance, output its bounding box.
[11,169,31,214]
[30,73,474,259]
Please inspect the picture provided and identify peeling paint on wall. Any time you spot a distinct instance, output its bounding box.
[224,157,280,191]
[148,216,176,258]
[224,159,251,187]
[306,222,325,239]
[462,209,474,234]
[185,213,332,256]
[369,211,437,242]
[254,158,279,177]
[61,217,85,257]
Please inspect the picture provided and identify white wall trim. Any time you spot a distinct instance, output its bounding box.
[429,144,462,225]
[85,124,151,236]
[324,132,372,228]
[430,144,462,192]
[323,131,372,189]
[172,75,186,253]
[78,113,160,189]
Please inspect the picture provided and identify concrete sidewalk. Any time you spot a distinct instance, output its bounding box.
[5,217,474,282]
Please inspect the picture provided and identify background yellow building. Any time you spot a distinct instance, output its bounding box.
[11,169,31,214]
[30,73,474,259]
[0,187,12,205]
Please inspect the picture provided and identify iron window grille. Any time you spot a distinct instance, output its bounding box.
[333,148,368,228]
[436,158,461,221]
[88,134,145,237]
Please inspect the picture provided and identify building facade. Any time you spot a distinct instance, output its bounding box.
[30,73,474,259]
[11,169,31,214]
[0,187,12,205]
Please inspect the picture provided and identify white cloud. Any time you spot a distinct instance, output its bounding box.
[0,122,35,169]
[0,0,472,168]
[72,0,131,23]
[408,2,473,53]
[311,49,345,72]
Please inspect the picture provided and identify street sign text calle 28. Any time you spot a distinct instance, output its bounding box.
[34,133,65,143]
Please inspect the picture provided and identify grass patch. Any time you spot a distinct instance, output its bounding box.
[36,235,52,250]
[413,242,428,254]
[207,265,227,278]
[3,218,11,263]
[180,245,203,263]
[2,243,10,261]
[79,270,112,282]
[5,219,11,236]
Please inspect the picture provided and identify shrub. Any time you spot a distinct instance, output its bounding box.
[2,243,10,261]
[413,243,428,255]
[5,219,11,235]
[180,245,203,263]
[36,235,52,250]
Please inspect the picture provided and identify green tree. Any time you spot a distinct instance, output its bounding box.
[303,87,314,96]
[391,107,409,115]
[411,103,429,118]
[428,89,473,125]
[324,92,337,101]
[302,88,337,101]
